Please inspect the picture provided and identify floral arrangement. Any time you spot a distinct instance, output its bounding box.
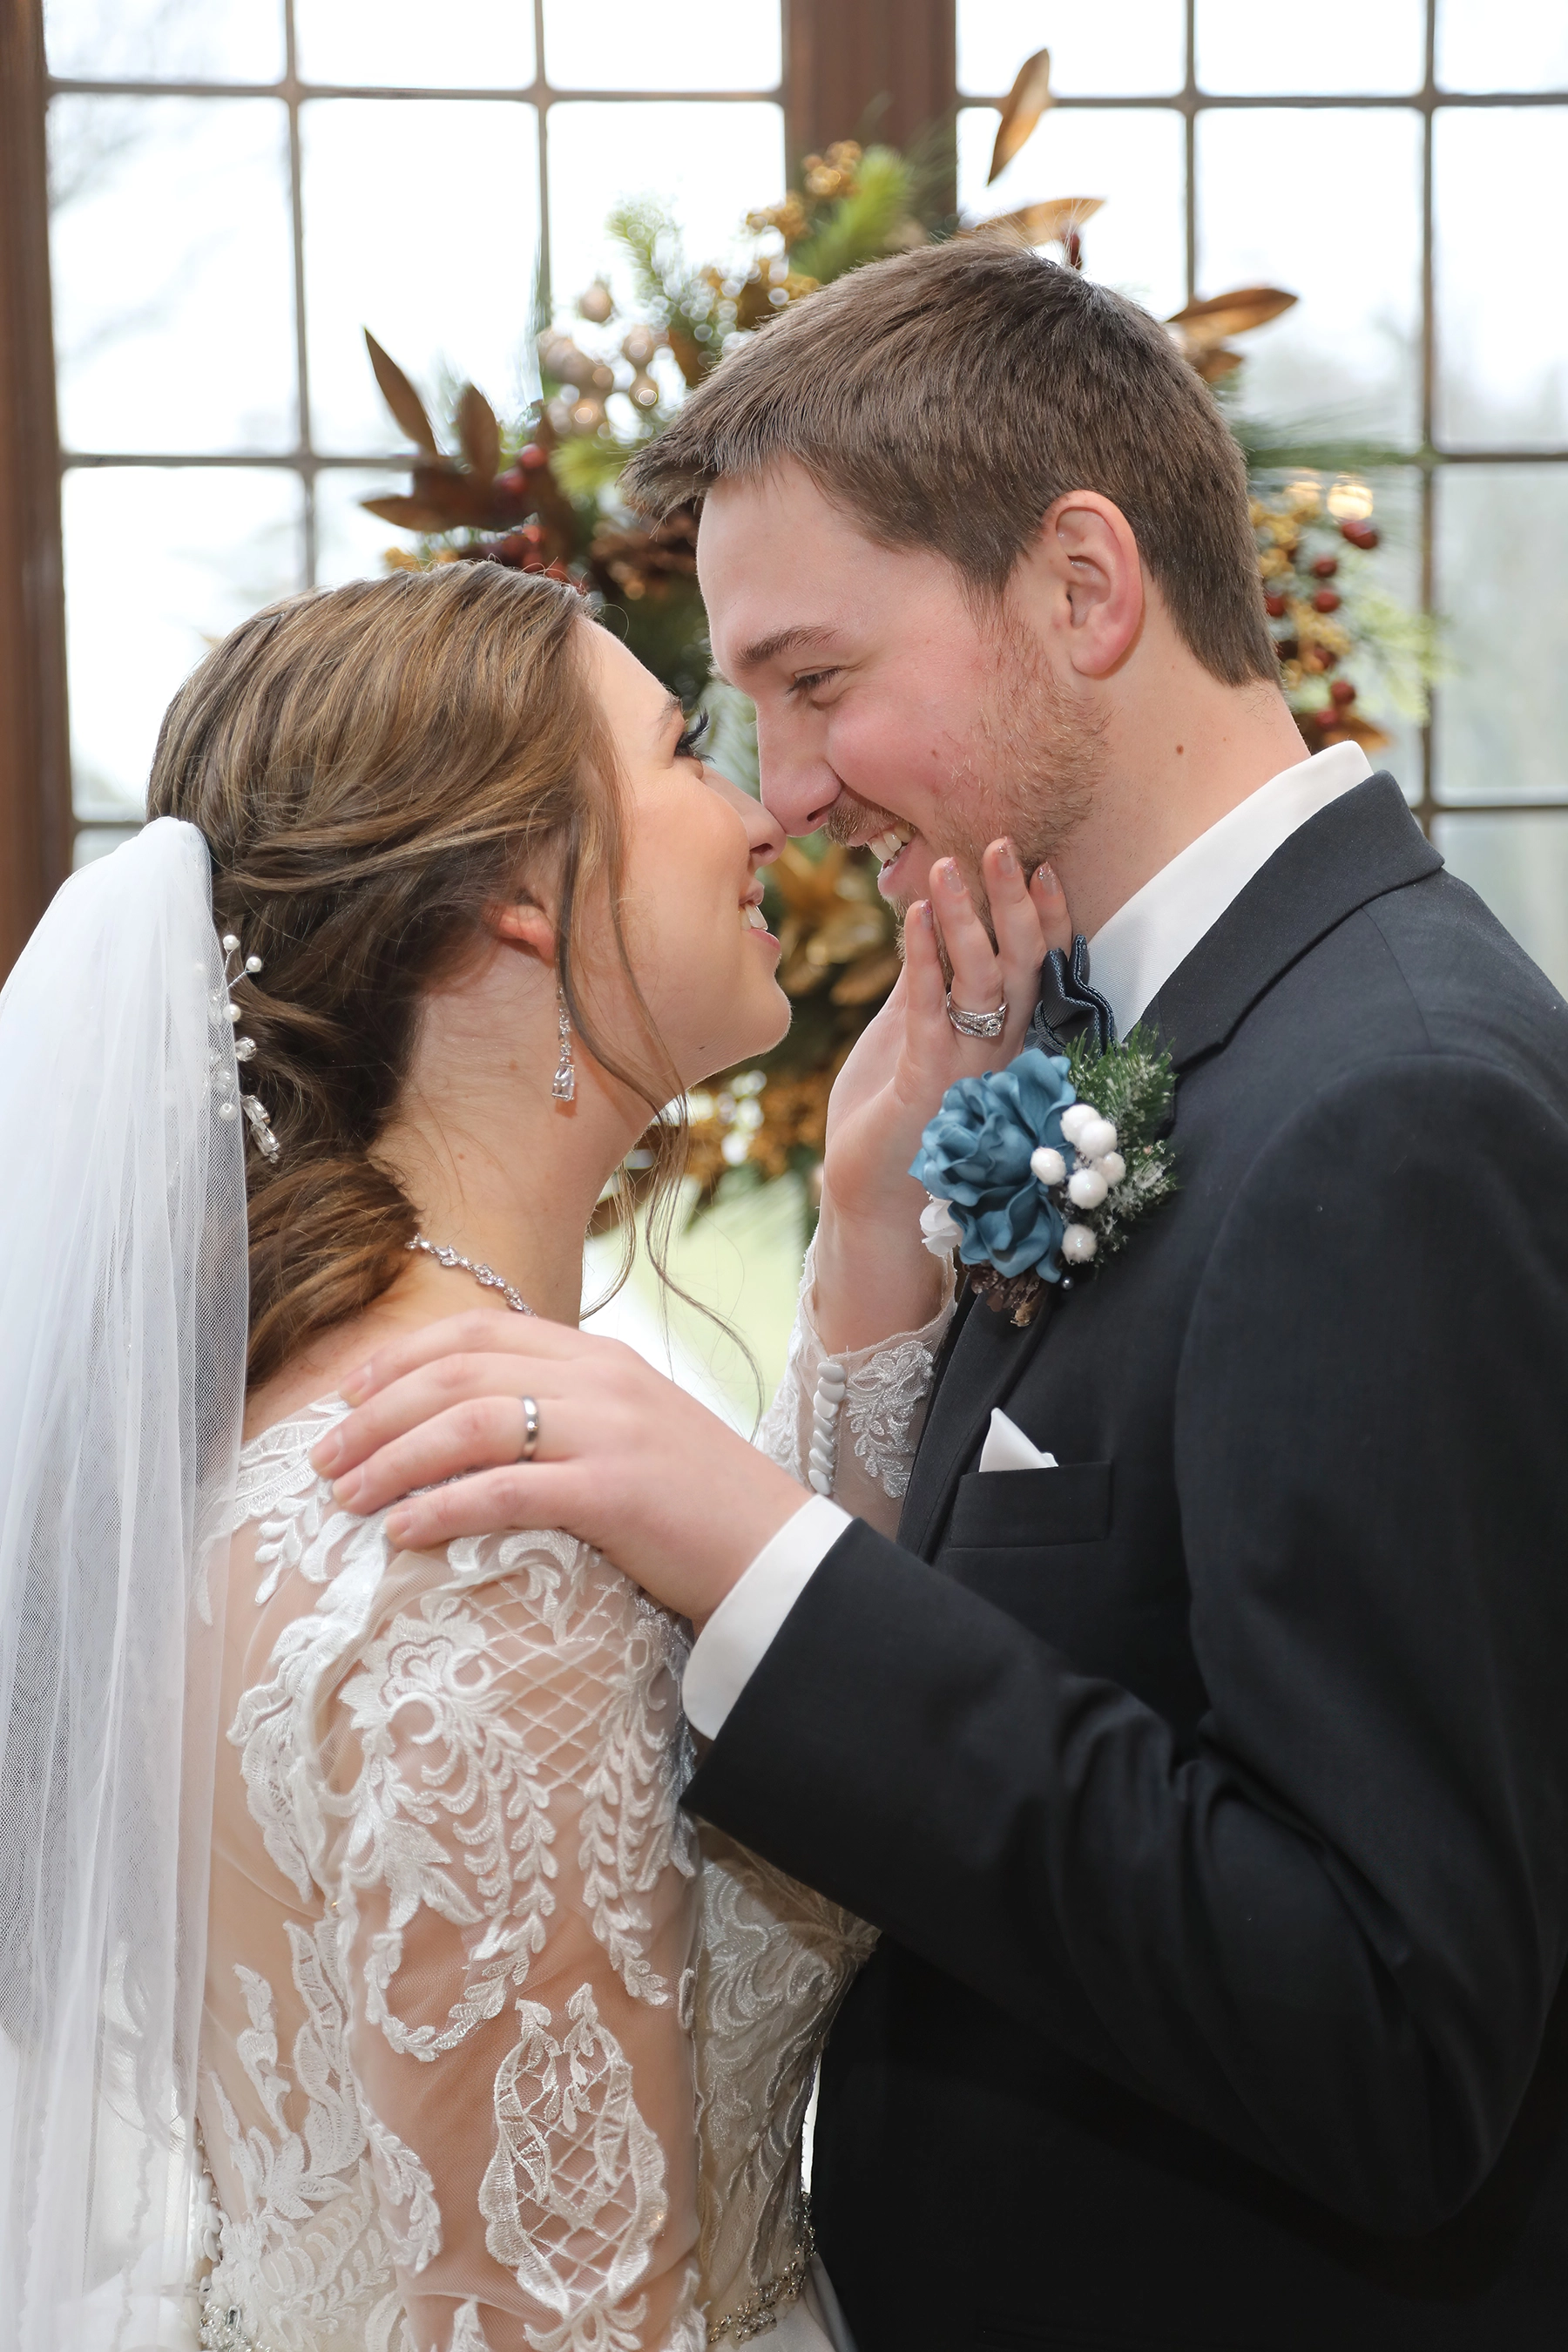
[911,1028,1178,1325]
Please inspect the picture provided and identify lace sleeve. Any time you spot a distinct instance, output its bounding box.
[321,1531,704,2352]
[755,1235,956,1538]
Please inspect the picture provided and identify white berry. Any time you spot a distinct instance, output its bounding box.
[920,1196,962,1255]
[1062,1222,1098,1262]
[1030,1146,1067,1187]
[1097,1150,1126,1186]
[1068,1166,1109,1210]
[1059,1102,1096,1146]
[1078,1115,1118,1159]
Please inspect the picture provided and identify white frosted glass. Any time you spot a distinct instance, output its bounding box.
[544,0,780,92]
[1436,813,1568,993]
[1197,109,1422,442]
[44,0,284,82]
[547,100,785,315]
[302,98,539,453]
[1197,0,1423,92]
[50,96,295,452]
[295,0,534,89]
[1434,466,1568,803]
[957,0,1185,98]
[1438,0,1568,91]
[1435,111,1568,447]
[958,105,1186,321]
[314,468,415,585]
[63,466,303,819]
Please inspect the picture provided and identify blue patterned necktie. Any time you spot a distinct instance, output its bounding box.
[1025,933,1117,1058]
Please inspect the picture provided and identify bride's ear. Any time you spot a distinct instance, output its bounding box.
[492,897,558,964]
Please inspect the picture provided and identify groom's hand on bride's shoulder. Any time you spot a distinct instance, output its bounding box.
[308,1312,805,1620]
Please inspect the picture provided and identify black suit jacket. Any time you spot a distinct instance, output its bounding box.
[686,777,1568,2349]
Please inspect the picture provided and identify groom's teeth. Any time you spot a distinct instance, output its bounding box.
[868,828,912,864]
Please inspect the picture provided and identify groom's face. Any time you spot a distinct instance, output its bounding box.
[699,460,1103,913]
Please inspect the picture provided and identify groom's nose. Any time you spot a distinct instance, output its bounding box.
[756,712,843,839]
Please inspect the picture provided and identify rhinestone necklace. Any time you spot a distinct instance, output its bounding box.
[407,1233,535,1316]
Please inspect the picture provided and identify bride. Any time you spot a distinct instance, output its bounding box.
[0,561,1058,2351]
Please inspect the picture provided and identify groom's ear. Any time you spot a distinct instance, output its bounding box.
[1023,490,1145,680]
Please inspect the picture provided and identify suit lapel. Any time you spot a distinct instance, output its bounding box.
[896,776,1441,1563]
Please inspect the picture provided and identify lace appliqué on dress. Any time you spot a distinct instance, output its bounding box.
[842,1338,936,1500]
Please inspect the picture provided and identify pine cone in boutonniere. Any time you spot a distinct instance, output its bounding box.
[910,1030,1178,1327]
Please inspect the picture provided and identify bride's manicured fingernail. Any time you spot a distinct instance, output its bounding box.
[995,841,1017,875]
[340,1365,371,1404]
[1034,862,1061,896]
[310,1429,343,1473]
[386,1511,412,1545]
[332,1470,362,1507]
[939,859,965,895]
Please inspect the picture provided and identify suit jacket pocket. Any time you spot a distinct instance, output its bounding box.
[949,1461,1112,1549]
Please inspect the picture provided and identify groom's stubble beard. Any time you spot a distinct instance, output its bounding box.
[820,618,1106,941]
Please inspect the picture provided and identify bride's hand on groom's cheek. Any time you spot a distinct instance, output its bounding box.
[308,1315,805,1619]
[809,842,1072,1354]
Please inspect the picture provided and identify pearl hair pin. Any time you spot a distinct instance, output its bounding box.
[215,930,281,1162]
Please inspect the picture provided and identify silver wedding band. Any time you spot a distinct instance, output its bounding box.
[518,1395,541,1463]
[946,991,1007,1040]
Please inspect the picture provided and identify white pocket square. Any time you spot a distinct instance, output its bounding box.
[978,1409,1058,1473]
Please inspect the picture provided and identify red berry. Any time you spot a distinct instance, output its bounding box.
[1264,591,1288,618]
[1312,588,1342,613]
[519,443,551,470]
[1339,520,1379,549]
[1329,678,1357,706]
[1310,554,1339,578]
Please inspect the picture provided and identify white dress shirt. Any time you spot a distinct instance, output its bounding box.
[683,739,1374,1739]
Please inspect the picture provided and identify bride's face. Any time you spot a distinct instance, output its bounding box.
[578,623,791,1086]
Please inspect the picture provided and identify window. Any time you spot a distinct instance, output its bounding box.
[43,0,784,860]
[958,0,1568,988]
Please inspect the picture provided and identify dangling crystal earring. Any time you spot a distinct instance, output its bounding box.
[551,977,576,1104]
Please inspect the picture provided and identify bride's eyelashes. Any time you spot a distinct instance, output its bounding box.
[675,710,710,761]
[787,669,839,700]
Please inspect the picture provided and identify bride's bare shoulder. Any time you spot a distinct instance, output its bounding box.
[241,1294,439,1444]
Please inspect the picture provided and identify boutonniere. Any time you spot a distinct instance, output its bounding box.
[909,1026,1178,1326]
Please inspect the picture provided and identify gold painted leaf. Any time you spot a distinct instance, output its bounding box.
[363,330,439,454]
[456,383,501,486]
[359,494,458,531]
[964,194,1104,247]
[989,47,1053,185]
[1166,286,1296,350]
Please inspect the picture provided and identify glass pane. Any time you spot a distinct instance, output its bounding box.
[295,0,534,89]
[62,466,303,819]
[44,0,284,82]
[1434,812,1568,994]
[958,105,1186,320]
[50,96,295,452]
[314,467,413,585]
[1197,109,1423,443]
[957,0,1185,98]
[544,0,781,92]
[302,99,539,454]
[547,101,785,315]
[1197,0,1423,92]
[1438,0,1568,91]
[1435,109,1568,448]
[1434,465,1568,803]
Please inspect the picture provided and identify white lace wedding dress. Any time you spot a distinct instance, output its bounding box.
[195,1255,952,2352]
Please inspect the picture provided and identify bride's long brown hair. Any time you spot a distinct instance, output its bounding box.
[148,563,684,1389]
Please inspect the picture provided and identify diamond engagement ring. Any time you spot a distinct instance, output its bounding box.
[946,992,1008,1040]
[518,1396,541,1462]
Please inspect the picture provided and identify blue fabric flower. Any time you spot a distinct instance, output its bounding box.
[909,1048,1077,1281]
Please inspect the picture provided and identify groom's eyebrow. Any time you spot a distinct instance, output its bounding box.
[733,624,837,676]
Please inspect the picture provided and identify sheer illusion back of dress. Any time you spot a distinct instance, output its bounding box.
[197,1254,950,2352]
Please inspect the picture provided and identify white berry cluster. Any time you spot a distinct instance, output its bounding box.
[1030,1099,1128,1265]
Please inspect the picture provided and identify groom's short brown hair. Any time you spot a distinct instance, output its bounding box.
[622,240,1276,688]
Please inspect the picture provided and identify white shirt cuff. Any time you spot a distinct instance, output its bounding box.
[683,1493,851,1739]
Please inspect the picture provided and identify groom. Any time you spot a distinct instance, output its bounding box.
[322,246,1568,2346]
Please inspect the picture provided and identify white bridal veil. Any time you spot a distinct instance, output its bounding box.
[0,821,247,2348]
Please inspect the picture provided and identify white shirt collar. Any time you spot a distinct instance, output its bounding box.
[1085,740,1375,1038]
